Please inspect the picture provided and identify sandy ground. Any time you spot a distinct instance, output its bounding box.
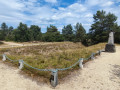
[0,46,120,90]
[0,41,54,48]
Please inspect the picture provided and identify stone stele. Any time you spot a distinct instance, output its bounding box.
[105,31,116,52]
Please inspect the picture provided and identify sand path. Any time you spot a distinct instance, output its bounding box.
[0,46,120,90]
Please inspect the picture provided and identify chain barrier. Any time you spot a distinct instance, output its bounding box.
[57,58,83,71]
[23,61,53,72]
[83,53,95,60]
[0,50,102,87]
[83,54,92,60]
[1,50,102,72]
[5,55,19,62]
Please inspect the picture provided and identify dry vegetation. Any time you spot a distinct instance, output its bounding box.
[0,42,106,82]
[0,41,4,45]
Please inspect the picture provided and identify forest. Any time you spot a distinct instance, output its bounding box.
[0,10,120,46]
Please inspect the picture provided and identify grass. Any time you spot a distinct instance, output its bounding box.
[0,42,106,83]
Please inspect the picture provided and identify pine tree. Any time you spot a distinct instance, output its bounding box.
[62,24,74,41]
[89,10,119,44]
[0,22,8,40]
[29,25,42,41]
[14,22,29,42]
[5,26,14,41]
[75,23,86,42]
[44,25,63,42]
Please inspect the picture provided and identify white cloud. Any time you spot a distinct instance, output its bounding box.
[0,0,120,32]
[68,3,87,12]
[85,0,114,7]
[45,0,57,3]
[85,0,99,6]
[0,0,27,26]
[84,13,93,17]
[101,1,114,7]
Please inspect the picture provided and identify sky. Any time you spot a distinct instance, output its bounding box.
[0,0,120,33]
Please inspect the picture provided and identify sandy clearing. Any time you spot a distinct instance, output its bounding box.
[0,46,120,90]
[0,41,54,48]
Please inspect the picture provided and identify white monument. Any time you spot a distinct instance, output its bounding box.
[108,32,114,45]
[105,31,116,52]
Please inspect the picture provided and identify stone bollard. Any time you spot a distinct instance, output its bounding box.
[19,60,24,69]
[98,50,101,55]
[50,69,58,87]
[91,53,95,60]
[79,58,83,69]
[2,54,6,61]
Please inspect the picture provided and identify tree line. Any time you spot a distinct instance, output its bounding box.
[0,10,120,46]
[0,22,86,43]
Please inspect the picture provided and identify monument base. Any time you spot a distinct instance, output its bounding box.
[105,44,116,52]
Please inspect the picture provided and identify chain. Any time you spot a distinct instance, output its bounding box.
[0,50,102,72]
[57,58,83,71]
[23,61,53,71]
[5,55,19,62]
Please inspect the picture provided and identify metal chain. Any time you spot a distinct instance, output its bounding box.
[57,58,83,71]
[83,53,94,60]
[0,50,102,72]
[23,61,53,72]
[5,55,19,62]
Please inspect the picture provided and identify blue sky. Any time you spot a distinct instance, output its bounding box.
[0,0,120,33]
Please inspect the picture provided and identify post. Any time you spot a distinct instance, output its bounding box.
[91,53,95,60]
[19,60,24,69]
[2,54,6,61]
[50,69,58,87]
[98,50,101,55]
[79,58,83,69]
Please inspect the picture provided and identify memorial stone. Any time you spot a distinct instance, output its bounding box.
[105,31,116,52]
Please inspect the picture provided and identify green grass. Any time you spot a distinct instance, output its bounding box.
[0,42,106,82]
